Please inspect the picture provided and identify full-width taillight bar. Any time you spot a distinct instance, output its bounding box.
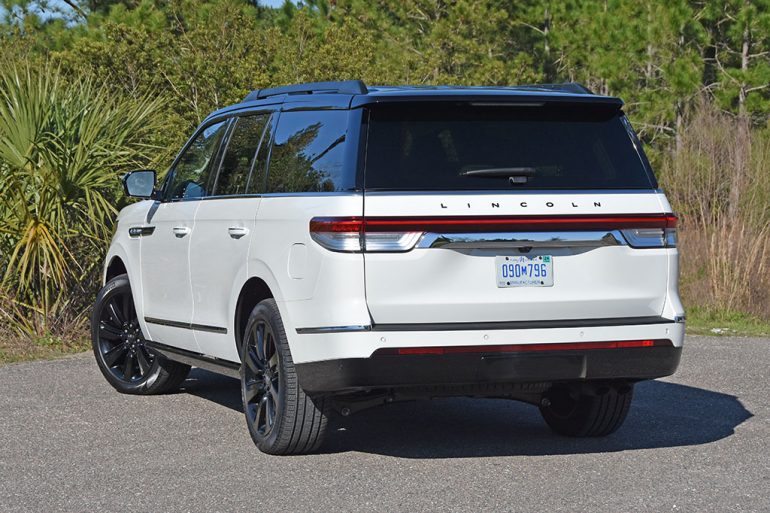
[309,214,678,252]
[372,338,673,356]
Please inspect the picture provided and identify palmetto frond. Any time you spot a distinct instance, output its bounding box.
[0,64,164,334]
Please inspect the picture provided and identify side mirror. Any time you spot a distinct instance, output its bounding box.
[122,170,157,199]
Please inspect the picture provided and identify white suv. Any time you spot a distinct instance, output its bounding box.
[92,80,684,455]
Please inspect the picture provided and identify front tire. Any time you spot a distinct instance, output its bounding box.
[91,274,190,395]
[539,381,634,437]
[240,299,329,455]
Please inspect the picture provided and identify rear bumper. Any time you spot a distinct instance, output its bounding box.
[296,345,682,394]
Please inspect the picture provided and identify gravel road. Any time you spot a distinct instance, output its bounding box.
[1,335,768,512]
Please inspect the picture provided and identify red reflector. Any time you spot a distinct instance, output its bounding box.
[373,339,670,356]
[310,215,677,234]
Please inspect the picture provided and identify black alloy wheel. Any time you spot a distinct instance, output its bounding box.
[242,319,281,437]
[91,274,190,394]
[240,299,329,455]
[96,287,154,382]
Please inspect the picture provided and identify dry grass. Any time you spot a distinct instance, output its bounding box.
[661,102,770,320]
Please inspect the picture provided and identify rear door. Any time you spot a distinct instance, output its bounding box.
[190,112,275,361]
[359,102,673,326]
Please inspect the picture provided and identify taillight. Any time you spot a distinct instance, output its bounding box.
[308,217,364,252]
[309,214,678,252]
[309,217,422,252]
[621,215,677,248]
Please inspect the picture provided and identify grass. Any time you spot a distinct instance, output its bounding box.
[0,334,90,365]
[685,306,770,337]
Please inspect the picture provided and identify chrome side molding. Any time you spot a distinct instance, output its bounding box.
[418,230,626,250]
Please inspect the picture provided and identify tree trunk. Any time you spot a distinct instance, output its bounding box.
[728,13,752,221]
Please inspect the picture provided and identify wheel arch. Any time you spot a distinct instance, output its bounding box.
[105,256,128,283]
[234,277,275,360]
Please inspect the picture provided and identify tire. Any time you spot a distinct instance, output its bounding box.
[539,381,634,437]
[91,274,190,395]
[240,298,329,455]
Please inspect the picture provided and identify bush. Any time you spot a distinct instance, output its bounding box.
[0,64,166,339]
[660,102,770,319]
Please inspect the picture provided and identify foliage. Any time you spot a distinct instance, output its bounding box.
[0,64,165,335]
[0,0,769,343]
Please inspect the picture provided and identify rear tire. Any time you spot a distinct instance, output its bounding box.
[539,381,634,437]
[91,274,190,395]
[240,299,329,455]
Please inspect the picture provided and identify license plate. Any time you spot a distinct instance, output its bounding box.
[496,255,553,287]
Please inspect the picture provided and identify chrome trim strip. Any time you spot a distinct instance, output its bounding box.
[144,317,228,335]
[418,230,626,249]
[296,325,372,334]
[295,317,675,334]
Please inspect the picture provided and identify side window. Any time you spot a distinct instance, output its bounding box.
[266,110,351,193]
[167,120,228,200]
[245,113,276,194]
[214,114,270,197]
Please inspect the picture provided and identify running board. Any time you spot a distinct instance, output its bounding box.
[145,341,240,379]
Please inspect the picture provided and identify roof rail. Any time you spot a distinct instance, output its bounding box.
[243,80,368,102]
[514,82,594,95]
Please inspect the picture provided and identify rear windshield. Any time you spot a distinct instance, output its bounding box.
[363,103,656,191]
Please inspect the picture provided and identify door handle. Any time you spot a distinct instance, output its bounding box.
[172,226,191,238]
[228,227,249,239]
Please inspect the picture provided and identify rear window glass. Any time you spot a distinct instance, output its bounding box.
[364,103,655,191]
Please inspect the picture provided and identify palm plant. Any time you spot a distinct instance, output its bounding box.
[0,64,165,336]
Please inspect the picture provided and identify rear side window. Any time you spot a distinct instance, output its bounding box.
[266,110,352,193]
[214,114,270,196]
[364,103,656,191]
[167,120,229,200]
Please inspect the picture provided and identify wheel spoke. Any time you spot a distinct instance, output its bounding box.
[255,396,267,431]
[122,353,134,380]
[122,293,133,323]
[268,353,278,371]
[243,381,261,403]
[255,323,266,361]
[108,299,125,326]
[99,323,122,341]
[103,344,127,367]
[136,348,151,375]
[269,381,279,406]
[245,346,262,374]
[262,331,273,364]
[265,394,274,428]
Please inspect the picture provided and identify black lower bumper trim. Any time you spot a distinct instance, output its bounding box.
[146,341,240,379]
[296,346,682,394]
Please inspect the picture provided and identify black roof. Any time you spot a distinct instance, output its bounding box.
[205,80,623,122]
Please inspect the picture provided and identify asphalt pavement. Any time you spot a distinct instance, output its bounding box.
[1,335,768,512]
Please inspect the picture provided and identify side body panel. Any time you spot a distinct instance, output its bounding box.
[103,201,152,336]
[250,194,368,359]
[139,201,201,353]
[190,198,261,360]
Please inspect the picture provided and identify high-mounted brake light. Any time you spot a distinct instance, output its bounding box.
[309,214,678,252]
